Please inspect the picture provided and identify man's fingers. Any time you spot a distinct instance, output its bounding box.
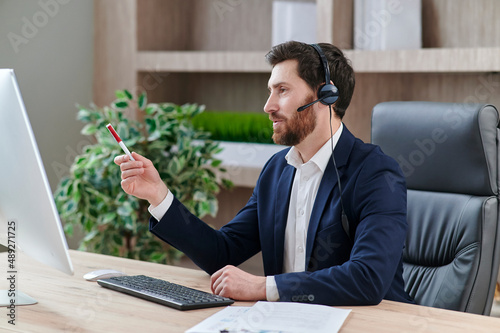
[114,154,129,165]
[212,274,228,297]
[131,152,144,161]
[212,277,221,295]
[120,167,145,180]
[211,266,266,301]
[114,152,147,165]
[120,178,134,193]
[211,268,224,294]
[211,266,238,296]
[214,282,225,296]
[119,160,144,173]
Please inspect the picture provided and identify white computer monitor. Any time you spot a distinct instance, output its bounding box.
[0,69,73,306]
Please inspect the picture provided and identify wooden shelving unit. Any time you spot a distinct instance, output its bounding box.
[94,0,500,193]
[92,0,500,268]
[94,0,500,143]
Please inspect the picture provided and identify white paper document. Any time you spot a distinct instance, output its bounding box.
[185,301,351,333]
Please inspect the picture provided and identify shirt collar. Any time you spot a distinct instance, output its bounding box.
[285,123,343,172]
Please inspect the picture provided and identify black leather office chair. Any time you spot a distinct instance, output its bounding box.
[371,101,500,315]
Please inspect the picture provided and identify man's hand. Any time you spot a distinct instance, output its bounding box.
[211,265,266,301]
[114,152,168,207]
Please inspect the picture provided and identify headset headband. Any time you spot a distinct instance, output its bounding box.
[310,43,330,85]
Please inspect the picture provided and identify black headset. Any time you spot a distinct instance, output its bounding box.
[296,43,339,112]
[297,43,351,242]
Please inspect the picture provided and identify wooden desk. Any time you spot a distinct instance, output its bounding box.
[1,250,499,332]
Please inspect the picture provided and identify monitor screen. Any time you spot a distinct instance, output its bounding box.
[0,69,73,276]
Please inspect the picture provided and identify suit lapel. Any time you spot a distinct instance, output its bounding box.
[273,164,295,274]
[305,127,355,267]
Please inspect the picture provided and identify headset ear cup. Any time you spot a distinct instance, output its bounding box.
[318,83,339,105]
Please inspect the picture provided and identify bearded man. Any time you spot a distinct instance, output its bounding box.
[115,41,414,306]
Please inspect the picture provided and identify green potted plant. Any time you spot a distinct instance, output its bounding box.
[54,90,232,264]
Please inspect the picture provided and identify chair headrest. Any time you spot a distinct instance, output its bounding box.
[371,101,499,196]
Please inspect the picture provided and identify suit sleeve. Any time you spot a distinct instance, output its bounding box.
[149,191,262,274]
[148,153,282,275]
[274,154,407,306]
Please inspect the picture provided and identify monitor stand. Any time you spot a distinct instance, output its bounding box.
[0,290,37,306]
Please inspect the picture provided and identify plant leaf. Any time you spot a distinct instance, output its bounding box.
[138,92,147,110]
[115,90,127,99]
[211,159,222,167]
[145,105,157,115]
[124,90,133,100]
[114,100,128,109]
[81,124,97,135]
[117,203,133,216]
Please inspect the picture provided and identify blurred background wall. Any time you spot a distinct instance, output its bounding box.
[0,0,94,191]
[0,0,94,248]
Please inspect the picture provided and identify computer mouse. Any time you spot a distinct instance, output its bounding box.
[83,269,127,282]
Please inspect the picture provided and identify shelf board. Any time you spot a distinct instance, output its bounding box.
[345,47,500,73]
[213,141,285,187]
[137,51,271,73]
[137,48,500,74]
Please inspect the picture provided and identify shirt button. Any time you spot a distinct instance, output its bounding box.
[299,209,304,216]
[298,246,304,253]
[303,176,309,181]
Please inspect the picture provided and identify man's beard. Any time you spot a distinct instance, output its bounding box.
[272,95,317,146]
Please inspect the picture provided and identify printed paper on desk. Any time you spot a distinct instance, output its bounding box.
[185,306,251,333]
[185,301,351,333]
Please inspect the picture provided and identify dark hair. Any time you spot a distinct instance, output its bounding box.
[265,41,355,119]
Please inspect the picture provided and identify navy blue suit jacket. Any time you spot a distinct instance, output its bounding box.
[150,127,413,306]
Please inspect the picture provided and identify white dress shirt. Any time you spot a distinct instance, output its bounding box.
[149,124,343,302]
[265,123,343,300]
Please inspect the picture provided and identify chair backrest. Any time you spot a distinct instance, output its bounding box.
[371,101,500,315]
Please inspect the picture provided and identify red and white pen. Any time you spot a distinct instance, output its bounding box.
[106,123,135,161]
